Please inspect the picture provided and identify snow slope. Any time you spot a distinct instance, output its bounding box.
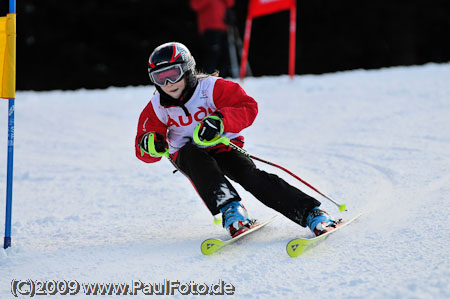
[1,63,450,298]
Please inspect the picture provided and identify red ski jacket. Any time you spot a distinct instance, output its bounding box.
[190,0,234,33]
[135,77,258,163]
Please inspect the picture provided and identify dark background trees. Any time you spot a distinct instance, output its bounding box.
[1,0,449,90]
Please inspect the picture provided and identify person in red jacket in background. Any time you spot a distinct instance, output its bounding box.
[136,42,336,237]
[190,0,234,77]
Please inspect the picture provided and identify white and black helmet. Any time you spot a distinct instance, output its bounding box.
[148,42,197,92]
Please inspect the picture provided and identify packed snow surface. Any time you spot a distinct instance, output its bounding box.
[1,63,450,298]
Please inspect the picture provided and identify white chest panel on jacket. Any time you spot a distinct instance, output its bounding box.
[150,77,240,153]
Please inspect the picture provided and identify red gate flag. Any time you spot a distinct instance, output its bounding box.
[240,0,297,79]
[248,0,295,18]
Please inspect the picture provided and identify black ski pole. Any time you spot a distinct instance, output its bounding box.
[192,129,347,212]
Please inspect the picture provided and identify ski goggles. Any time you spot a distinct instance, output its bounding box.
[150,64,185,86]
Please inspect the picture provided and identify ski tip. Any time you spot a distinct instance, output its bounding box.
[286,212,363,257]
[286,239,306,258]
[201,239,225,255]
[200,215,278,255]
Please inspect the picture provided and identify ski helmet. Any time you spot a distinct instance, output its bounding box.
[148,42,197,99]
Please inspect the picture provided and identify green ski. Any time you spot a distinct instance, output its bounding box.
[201,215,278,255]
[286,213,362,257]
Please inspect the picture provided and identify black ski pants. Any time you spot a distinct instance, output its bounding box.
[175,143,320,227]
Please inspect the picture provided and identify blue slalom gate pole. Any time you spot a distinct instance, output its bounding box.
[4,0,16,250]
[4,99,14,249]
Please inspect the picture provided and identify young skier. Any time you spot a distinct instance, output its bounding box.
[135,42,337,237]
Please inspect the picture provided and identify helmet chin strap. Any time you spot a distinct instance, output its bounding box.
[180,77,197,101]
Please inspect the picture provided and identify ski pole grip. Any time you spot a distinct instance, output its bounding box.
[193,123,230,147]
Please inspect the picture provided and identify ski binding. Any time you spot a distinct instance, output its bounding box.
[201,215,278,255]
[286,213,362,257]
